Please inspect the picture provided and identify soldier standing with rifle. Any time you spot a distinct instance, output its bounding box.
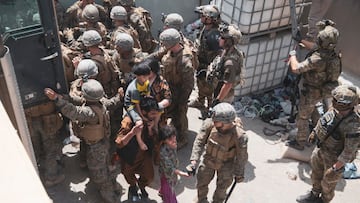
[286,20,342,151]
[189,5,221,112]
[208,23,245,106]
[296,85,360,203]
[189,103,248,203]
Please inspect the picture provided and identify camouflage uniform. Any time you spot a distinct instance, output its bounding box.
[297,85,360,203]
[190,103,248,203]
[54,80,119,203]
[112,47,147,86]
[195,26,221,108]
[161,43,194,146]
[24,102,64,186]
[64,1,108,29]
[110,25,141,49]
[126,7,156,53]
[85,49,120,98]
[289,24,341,149]
[210,46,244,103]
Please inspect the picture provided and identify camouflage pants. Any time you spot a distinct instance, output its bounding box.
[28,116,63,180]
[86,138,118,203]
[311,148,343,203]
[167,102,189,142]
[296,87,323,144]
[197,75,214,107]
[196,161,234,203]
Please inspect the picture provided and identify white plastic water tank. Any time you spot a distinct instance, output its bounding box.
[213,0,308,34]
[235,30,294,96]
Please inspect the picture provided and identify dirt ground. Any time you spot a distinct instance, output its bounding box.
[46,101,360,203]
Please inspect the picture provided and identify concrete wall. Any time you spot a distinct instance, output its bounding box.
[325,0,360,77]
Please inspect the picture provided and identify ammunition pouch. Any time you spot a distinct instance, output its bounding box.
[73,105,109,145]
[42,113,63,135]
[25,102,56,118]
[204,138,236,170]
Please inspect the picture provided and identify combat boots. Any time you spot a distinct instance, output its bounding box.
[296,191,323,203]
[188,99,206,109]
[285,139,305,151]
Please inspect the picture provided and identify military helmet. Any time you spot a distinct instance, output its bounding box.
[118,0,134,7]
[164,13,184,31]
[317,24,339,50]
[81,79,104,102]
[331,85,359,111]
[159,28,180,49]
[220,23,242,44]
[212,103,236,123]
[82,30,102,47]
[110,6,127,21]
[82,4,99,23]
[200,5,220,19]
[75,59,98,79]
[115,33,134,51]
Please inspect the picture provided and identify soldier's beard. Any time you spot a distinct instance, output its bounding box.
[215,127,232,134]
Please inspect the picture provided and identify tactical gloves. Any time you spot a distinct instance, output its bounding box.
[234,176,244,183]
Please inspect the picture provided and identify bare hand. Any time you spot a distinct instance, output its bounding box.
[118,87,124,99]
[72,56,82,68]
[44,88,58,100]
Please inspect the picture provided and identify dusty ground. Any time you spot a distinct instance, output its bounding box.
[46,107,360,203]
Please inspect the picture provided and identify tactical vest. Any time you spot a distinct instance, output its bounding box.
[318,109,359,158]
[182,35,199,71]
[129,7,156,53]
[90,49,119,97]
[207,47,245,88]
[203,126,239,170]
[115,48,146,86]
[61,44,81,84]
[197,26,221,66]
[303,50,341,96]
[110,25,141,49]
[25,102,63,135]
[161,47,193,86]
[73,105,110,145]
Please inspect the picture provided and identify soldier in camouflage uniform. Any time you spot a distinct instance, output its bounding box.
[64,0,108,29]
[286,21,341,150]
[296,85,360,203]
[44,80,119,203]
[109,5,141,49]
[162,13,199,70]
[115,97,160,202]
[159,28,195,148]
[24,102,64,187]
[118,0,156,53]
[189,5,222,110]
[113,32,148,87]
[190,103,248,203]
[81,30,120,99]
[81,4,108,42]
[209,23,245,106]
